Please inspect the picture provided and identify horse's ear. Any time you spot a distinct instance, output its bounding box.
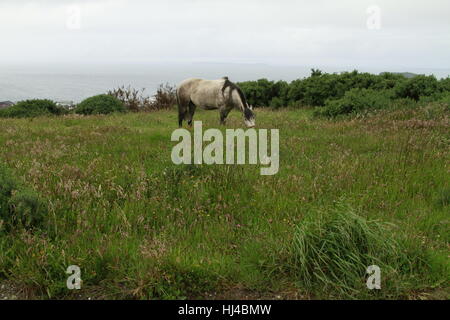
[249,105,254,110]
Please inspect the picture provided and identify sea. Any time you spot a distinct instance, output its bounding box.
[1,63,449,104]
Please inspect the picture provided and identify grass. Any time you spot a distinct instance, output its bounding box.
[0,107,448,299]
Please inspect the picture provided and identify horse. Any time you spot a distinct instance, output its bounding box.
[176,77,255,128]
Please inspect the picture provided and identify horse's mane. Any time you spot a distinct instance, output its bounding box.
[221,77,249,107]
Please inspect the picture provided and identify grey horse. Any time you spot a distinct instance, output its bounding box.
[176,77,255,128]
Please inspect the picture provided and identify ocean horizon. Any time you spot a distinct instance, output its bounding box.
[1,63,449,103]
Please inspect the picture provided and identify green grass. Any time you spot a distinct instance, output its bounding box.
[0,107,448,299]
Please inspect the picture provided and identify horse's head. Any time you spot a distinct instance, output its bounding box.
[244,105,255,128]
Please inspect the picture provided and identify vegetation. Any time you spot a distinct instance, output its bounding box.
[0,164,47,231]
[108,86,153,112]
[0,104,448,299]
[0,99,67,118]
[151,83,178,111]
[314,89,392,118]
[108,83,177,112]
[238,70,450,117]
[394,75,440,101]
[0,84,177,120]
[1,71,447,120]
[75,94,126,115]
[288,203,430,298]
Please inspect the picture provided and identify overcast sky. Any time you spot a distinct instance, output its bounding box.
[1,0,449,70]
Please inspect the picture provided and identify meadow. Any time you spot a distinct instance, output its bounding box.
[0,105,449,299]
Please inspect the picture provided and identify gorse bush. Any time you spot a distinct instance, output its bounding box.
[439,77,450,92]
[419,91,450,106]
[0,164,47,231]
[0,99,66,118]
[238,70,449,117]
[75,94,126,115]
[288,204,428,299]
[238,70,411,108]
[394,75,440,101]
[238,79,289,108]
[314,89,392,118]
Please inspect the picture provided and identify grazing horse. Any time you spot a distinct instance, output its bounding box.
[176,77,255,128]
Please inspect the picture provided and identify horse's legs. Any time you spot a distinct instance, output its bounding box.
[219,105,232,125]
[178,98,189,127]
[178,109,186,127]
[187,101,196,127]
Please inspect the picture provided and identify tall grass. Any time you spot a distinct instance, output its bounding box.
[0,106,448,299]
[288,202,430,299]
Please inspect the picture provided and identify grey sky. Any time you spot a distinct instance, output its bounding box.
[1,0,449,69]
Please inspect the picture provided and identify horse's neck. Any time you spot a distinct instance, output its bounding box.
[230,90,246,112]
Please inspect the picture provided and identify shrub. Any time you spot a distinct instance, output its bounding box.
[0,99,66,118]
[238,70,446,110]
[108,84,176,112]
[108,86,154,112]
[288,73,341,107]
[287,70,389,107]
[0,164,47,231]
[438,77,450,92]
[269,96,285,109]
[287,203,429,298]
[7,190,47,230]
[238,79,289,107]
[438,92,450,107]
[394,75,440,101]
[75,94,126,115]
[0,164,17,215]
[374,72,408,90]
[315,88,392,118]
[150,83,177,111]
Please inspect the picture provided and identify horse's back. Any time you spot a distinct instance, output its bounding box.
[177,78,201,96]
[178,78,222,92]
[177,78,226,109]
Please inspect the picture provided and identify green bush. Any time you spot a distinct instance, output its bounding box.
[438,77,450,92]
[286,70,399,107]
[419,90,450,104]
[0,99,66,118]
[236,71,449,111]
[315,88,392,118]
[238,70,414,109]
[269,96,285,109]
[0,164,47,231]
[395,75,440,101]
[7,190,47,230]
[288,72,344,107]
[0,164,17,215]
[75,94,126,115]
[238,79,289,107]
[434,91,450,106]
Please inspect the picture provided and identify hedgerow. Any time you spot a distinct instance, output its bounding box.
[237,70,449,117]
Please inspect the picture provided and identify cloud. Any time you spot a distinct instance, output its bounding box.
[0,0,449,69]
